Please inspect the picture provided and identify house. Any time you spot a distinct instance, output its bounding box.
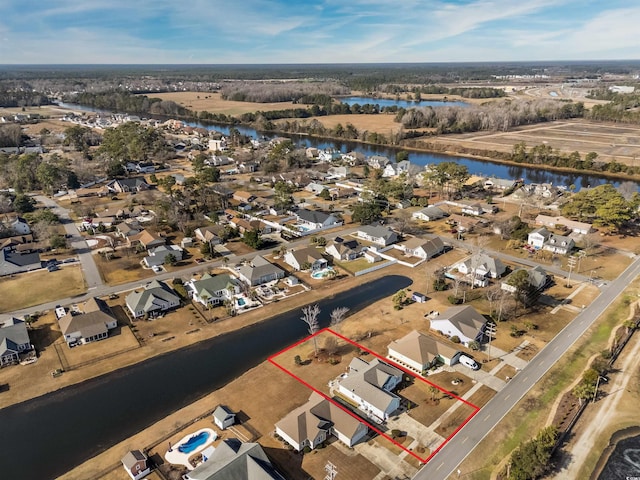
[342,151,365,165]
[461,202,484,216]
[127,229,165,250]
[395,199,412,210]
[230,218,270,234]
[233,191,256,204]
[387,330,461,374]
[8,217,31,235]
[58,297,118,345]
[430,305,488,346]
[181,237,194,248]
[337,357,403,422]
[295,209,342,230]
[108,177,150,193]
[535,215,592,234]
[502,266,551,300]
[0,317,32,366]
[213,405,236,430]
[356,225,399,246]
[276,392,368,451]
[382,160,410,178]
[208,138,228,151]
[527,228,575,255]
[305,147,319,158]
[456,252,506,279]
[187,273,241,306]
[412,292,427,303]
[527,227,550,249]
[284,247,328,271]
[116,221,142,238]
[398,235,445,260]
[126,280,181,318]
[237,256,285,286]
[143,245,183,268]
[184,439,286,480]
[449,214,480,233]
[194,226,223,247]
[318,149,341,162]
[327,166,349,179]
[484,177,516,191]
[121,450,151,480]
[367,155,390,169]
[209,155,233,167]
[325,239,361,261]
[0,246,41,276]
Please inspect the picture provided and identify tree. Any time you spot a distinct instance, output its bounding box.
[351,198,382,225]
[329,307,350,326]
[392,289,407,308]
[324,336,338,356]
[50,234,67,249]
[273,181,295,210]
[12,193,35,213]
[506,269,533,310]
[242,228,263,249]
[428,385,440,402]
[509,426,558,480]
[294,355,303,366]
[301,304,321,355]
[164,253,177,265]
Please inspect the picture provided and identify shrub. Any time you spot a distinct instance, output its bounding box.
[447,295,463,305]
[302,446,311,454]
[294,355,302,366]
[450,335,461,344]
[391,429,401,439]
[468,340,481,351]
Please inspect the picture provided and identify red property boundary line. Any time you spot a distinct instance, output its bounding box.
[268,327,480,464]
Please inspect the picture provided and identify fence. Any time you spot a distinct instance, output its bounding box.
[354,260,396,277]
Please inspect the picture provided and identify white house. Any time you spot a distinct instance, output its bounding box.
[455,252,506,279]
[276,392,368,451]
[187,273,241,306]
[412,206,446,222]
[295,209,342,230]
[9,217,31,235]
[387,330,460,374]
[213,405,236,430]
[337,357,403,423]
[528,227,575,255]
[430,305,488,347]
[284,247,328,271]
[125,280,181,318]
[397,235,445,260]
[356,225,399,246]
[527,227,551,249]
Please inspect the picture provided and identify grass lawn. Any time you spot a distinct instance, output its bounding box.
[96,252,155,285]
[0,266,86,313]
[334,257,378,275]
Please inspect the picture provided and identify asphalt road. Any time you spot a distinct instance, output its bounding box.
[413,255,640,480]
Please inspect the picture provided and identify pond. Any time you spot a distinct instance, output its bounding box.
[339,95,469,109]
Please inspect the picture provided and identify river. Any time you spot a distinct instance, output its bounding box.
[0,275,412,480]
[338,96,469,109]
[56,101,629,191]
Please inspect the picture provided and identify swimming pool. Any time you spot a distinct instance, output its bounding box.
[311,267,335,279]
[237,298,246,306]
[178,431,210,454]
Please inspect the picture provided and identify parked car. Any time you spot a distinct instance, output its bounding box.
[458,354,480,371]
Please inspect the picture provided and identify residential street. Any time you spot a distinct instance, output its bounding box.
[413,255,640,480]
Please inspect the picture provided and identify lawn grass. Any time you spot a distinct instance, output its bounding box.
[334,257,378,274]
[0,266,86,312]
[463,281,640,480]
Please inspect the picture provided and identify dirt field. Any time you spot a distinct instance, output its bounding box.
[141,91,301,115]
[280,113,405,137]
[0,266,86,313]
[431,119,640,164]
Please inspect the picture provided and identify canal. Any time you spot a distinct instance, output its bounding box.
[0,275,412,480]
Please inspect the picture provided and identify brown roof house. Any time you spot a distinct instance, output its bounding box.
[283,247,328,271]
[127,229,165,250]
[58,297,118,345]
[276,392,368,451]
[397,235,445,260]
[121,450,151,480]
[387,330,460,375]
[430,305,489,347]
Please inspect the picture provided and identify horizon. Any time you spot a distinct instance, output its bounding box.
[1,1,639,64]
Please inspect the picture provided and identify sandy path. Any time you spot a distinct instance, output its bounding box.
[554,330,640,478]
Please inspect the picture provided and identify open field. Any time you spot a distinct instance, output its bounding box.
[0,266,86,313]
[430,119,640,164]
[282,113,407,137]
[140,91,300,115]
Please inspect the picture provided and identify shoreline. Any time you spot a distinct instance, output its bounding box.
[590,426,640,479]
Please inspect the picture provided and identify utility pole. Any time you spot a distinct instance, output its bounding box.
[485,321,497,362]
[566,256,577,288]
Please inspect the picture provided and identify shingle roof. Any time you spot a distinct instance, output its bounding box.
[435,305,487,341]
[388,330,459,365]
[191,274,238,298]
[126,280,180,314]
[0,317,30,348]
[238,256,284,284]
[296,209,332,224]
[121,450,147,470]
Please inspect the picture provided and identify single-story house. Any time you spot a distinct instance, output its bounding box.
[412,206,446,222]
[184,439,286,480]
[58,297,118,345]
[387,330,460,374]
[412,292,427,303]
[284,247,328,271]
[116,221,141,238]
[108,177,150,193]
[233,190,256,204]
[121,450,151,480]
[461,203,484,216]
[7,217,31,235]
[213,405,236,430]
[127,229,165,250]
[337,357,403,422]
[430,305,488,346]
[143,245,183,268]
[295,209,342,230]
[0,246,41,276]
[325,239,361,261]
[126,280,181,318]
[194,226,223,246]
[276,392,368,451]
[356,225,399,246]
[456,252,506,279]
[535,215,593,235]
[187,273,241,306]
[237,256,285,286]
[397,235,445,260]
[0,317,32,366]
[501,266,551,305]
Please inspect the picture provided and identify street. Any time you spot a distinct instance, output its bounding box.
[413,255,640,479]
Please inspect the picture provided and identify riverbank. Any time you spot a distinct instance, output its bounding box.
[591,427,640,479]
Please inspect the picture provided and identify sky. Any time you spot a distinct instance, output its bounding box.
[0,0,639,64]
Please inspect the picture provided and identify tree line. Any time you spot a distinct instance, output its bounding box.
[0,88,52,108]
[220,81,349,103]
[66,91,191,117]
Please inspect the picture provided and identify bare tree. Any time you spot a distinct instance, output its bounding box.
[581,233,600,257]
[301,304,321,355]
[330,307,350,327]
[324,336,338,356]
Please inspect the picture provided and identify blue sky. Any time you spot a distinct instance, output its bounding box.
[0,0,638,63]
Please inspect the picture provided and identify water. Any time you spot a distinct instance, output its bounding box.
[339,96,469,109]
[598,433,640,479]
[178,431,210,454]
[59,102,630,190]
[0,275,411,480]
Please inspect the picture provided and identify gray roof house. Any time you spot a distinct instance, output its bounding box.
[456,252,506,279]
[108,177,150,193]
[398,235,445,260]
[187,273,241,306]
[325,239,361,261]
[0,246,41,276]
[430,305,488,346]
[295,209,342,230]
[58,297,118,345]
[126,280,181,318]
[237,256,285,286]
[502,266,551,293]
[213,405,236,430]
[337,357,403,422]
[276,392,368,451]
[0,317,32,366]
[184,439,286,480]
[356,225,399,246]
[143,245,183,268]
[412,206,447,222]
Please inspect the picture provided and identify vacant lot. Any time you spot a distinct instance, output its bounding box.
[96,252,155,285]
[142,91,300,115]
[280,113,406,137]
[0,266,86,312]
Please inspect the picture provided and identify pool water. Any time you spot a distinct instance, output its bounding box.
[238,298,246,306]
[178,431,210,454]
[311,267,335,279]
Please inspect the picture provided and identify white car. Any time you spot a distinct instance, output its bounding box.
[458,354,480,371]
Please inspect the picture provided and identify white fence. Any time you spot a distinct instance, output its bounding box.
[354,260,396,277]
